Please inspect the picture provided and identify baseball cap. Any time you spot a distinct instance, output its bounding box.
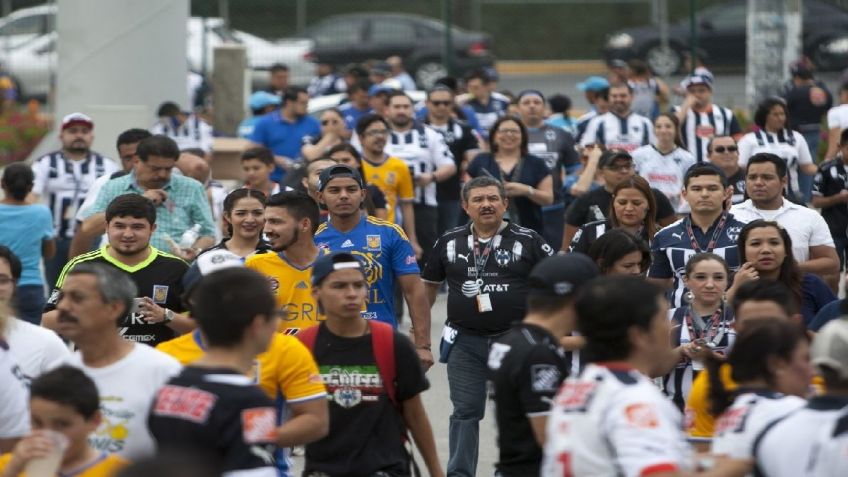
[317,164,365,192]
[248,91,281,110]
[517,89,545,102]
[368,84,392,97]
[608,59,628,69]
[483,66,500,82]
[61,112,93,130]
[680,74,713,90]
[181,249,244,293]
[598,150,633,169]
[811,317,848,380]
[527,254,599,298]
[312,252,365,286]
[576,76,610,92]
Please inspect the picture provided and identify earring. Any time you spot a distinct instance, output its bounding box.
[684,291,695,304]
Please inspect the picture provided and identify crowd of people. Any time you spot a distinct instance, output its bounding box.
[1,55,848,477]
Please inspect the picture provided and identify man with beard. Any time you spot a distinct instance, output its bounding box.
[31,113,119,287]
[79,135,215,259]
[52,262,181,460]
[248,86,321,183]
[43,194,192,347]
[245,191,324,336]
[579,83,655,153]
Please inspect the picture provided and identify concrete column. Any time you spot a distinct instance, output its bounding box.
[746,0,802,111]
[211,44,248,136]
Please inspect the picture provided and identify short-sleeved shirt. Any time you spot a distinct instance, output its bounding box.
[813,157,848,240]
[338,102,373,131]
[149,366,280,475]
[799,273,838,326]
[685,363,736,439]
[541,363,693,477]
[421,222,555,335]
[361,156,415,224]
[0,203,54,286]
[738,129,812,199]
[807,405,848,477]
[466,95,510,138]
[633,145,697,213]
[677,105,741,163]
[31,151,119,238]
[83,172,215,252]
[579,111,656,152]
[564,186,675,229]
[783,82,832,128]
[46,246,188,346]
[245,251,324,335]
[314,216,419,326]
[526,124,580,197]
[384,124,455,207]
[0,452,127,477]
[489,323,569,477]
[711,390,805,459]
[304,324,428,476]
[725,167,747,205]
[826,103,848,133]
[569,219,653,255]
[150,114,214,153]
[0,341,29,440]
[248,112,321,182]
[466,153,552,232]
[425,118,480,202]
[5,318,69,381]
[648,213,745,307]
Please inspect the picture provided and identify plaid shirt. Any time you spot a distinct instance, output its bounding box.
[84,172,215,251]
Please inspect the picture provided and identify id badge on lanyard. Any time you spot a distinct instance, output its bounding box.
[470,233,501,313]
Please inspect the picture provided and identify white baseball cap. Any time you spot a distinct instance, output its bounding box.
[812,317,848,380]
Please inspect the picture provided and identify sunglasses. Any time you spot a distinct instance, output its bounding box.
[712,145,738,153]
[430,100,452,107]
[321,119,340,126]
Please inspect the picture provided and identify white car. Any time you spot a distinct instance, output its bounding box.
[0,5,314,98]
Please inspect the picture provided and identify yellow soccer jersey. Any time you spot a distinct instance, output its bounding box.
[361,156,414,224]
[156,330,326,403]
[0,451,127,476]
[244,251,323,335]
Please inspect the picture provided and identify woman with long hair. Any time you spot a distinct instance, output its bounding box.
[301,108,349,161]
[632,112,696,212]
[466,116,553,231]
[707,319,810,459]
[737,220,836,326]
[199,188,269,258]
[569,175,657,254]
[585,229,651,276]
[663,253,735,410]
[0,163,55,324]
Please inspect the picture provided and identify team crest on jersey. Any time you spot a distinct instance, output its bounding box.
[317,242,331,254]
[386,172,396,185]
[495,249,511,267]
[545,129,556,141]
[351,251,382,286]
[152,285,169,304]
[726,225,742,242]
[366,235,381,251]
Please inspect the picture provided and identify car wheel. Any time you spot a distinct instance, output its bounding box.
[414,61,448,89]
[643,44,682,76]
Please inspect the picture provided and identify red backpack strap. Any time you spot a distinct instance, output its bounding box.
[296,324,321,351]
[368,321,397,408]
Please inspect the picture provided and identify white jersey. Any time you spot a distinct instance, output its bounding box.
[579,111,655,153]
[0,340,29,440]
[808,405,848,477]
[384,123,454,207]
[754,396,848,477]
[711,390,805,459]
[150,114,214,153]
[65,344,181,460]
[32,151,119,238]
[5,318,70,381]
[677,105,740,163]
[633,145,696,213]
[542,363,693,477]
[826,104,848,133]
[738,129,812,199]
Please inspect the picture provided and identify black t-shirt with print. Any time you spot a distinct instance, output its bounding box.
[304,324,429,477]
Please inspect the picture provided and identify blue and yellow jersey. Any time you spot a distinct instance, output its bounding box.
[244,251,323,335]
[0,452,127,476]
[314,215,419,327]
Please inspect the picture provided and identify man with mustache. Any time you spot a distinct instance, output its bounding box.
[30,113,119,288]
[43,194,192,347]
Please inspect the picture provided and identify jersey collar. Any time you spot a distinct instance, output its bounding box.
[808,394,848,410]
[100,245,159,273]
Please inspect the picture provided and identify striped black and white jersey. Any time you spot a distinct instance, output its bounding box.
[150,114,214,153]
[711,390,805,460]
[738,128,812,200]
[579,111,655,153]
[384,123,455,207]
[676,105,741,163]
[574,109,599,143]
[31,151,118,238]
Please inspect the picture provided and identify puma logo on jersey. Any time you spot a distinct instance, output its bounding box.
[671,232,683,240]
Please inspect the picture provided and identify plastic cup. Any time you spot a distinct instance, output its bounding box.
[24,430,69,477]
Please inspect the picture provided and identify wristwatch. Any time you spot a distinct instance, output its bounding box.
[164,309,175,323]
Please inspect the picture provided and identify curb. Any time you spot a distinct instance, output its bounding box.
[497,60,607,75]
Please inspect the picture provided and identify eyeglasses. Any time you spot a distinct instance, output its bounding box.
[430,100,452,107]
[321,119,340,126]
[712,145,738,154]
[365,129,389,137]
[497,128,522,136]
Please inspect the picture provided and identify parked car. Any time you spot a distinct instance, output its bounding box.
[603,0,848,75]
[0,5,315,99]
[296,13,495,88]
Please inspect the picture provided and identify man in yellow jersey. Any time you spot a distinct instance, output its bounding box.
[0,366,128,477]
[244,191,324,335]
[685,280,806,449]
[156,252,328,477]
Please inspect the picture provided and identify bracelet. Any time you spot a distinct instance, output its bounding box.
[416,344,432,351]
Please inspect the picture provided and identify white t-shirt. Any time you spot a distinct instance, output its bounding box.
[542,363,693,477]
[65,344,181,460]
[0,340,29,439]
[730,199,835,262]
[6,318,70,381]
[826,103,848,132]
[711,391,805,459]
[633,145,696,212]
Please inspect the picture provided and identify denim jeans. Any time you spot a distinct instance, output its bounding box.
[798,129,821,203]
[44,237,71,291]
[447,332,492,477]
[15,284,46,325]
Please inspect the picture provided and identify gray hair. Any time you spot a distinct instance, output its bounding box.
[462,175,506,203]
[67,263,137,319]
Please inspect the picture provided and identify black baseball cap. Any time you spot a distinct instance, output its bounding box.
[598,150,633,169]
[527,254,600,298]
[317,164,365,192]
[312,252,366,287]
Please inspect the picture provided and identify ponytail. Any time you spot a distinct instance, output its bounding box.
[0,163,34,202]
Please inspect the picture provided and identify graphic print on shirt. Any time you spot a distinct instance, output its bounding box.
[90,395,134,454]
[319,364,383,409]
